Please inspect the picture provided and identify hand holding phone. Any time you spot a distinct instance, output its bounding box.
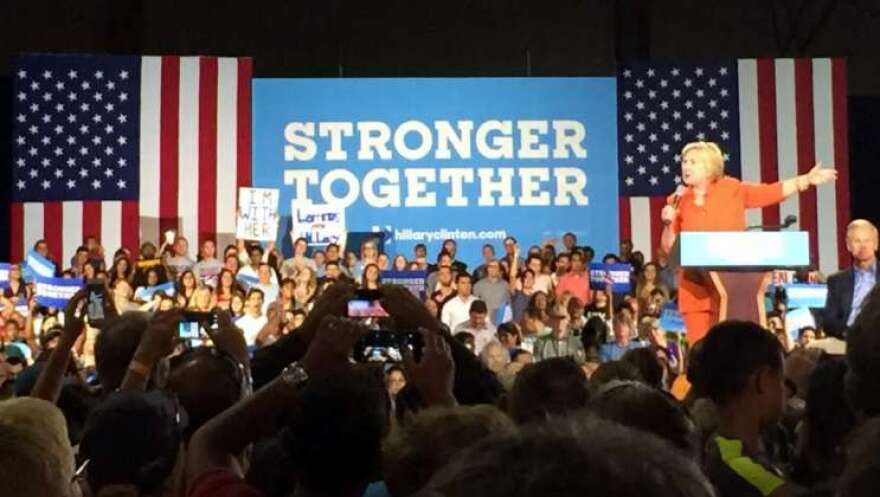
[86,279,107,327]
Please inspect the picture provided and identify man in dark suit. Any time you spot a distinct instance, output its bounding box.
[823,219,878,338]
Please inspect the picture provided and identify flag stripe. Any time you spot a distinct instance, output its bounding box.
[102,201,122,266]
[83,201,102,244]
[630,197,651,258]
[812,59,839,276]
[10,203,24,263]
[159,56,181,238]
[216,59,239,248]
[756,59,780,227]
[63,201,83,266]
[775,60,800,230]
[738,59,763,229]
[139,56,163,247]
[832,58,851,270]
[23,203,44,262]
[121,200,140,254]
[43,202,63,263]
[236,58,253,194]
[648,197,665,261]
[178,57,200,249]
[198,57,219,245]
[794,59,819,267]
[618,196,632,243]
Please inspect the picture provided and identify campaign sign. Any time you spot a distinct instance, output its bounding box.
[237,187,281,241]
[34,275,84,309]
[659,304,686,334]
[381,270,427,299]
[783,284,828,310]
[134,282,176,302]
[292,203,347,249]
[252,78,619,267]
[589,263,632,293]
[0,263,10,289]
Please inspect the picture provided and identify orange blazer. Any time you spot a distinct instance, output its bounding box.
[670,176,785,313]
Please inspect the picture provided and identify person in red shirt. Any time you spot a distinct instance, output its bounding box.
[555,251,591,306]
[660,141,836,345]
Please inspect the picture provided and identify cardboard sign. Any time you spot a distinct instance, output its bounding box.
[236,187,280,241]
[292,202,347,248]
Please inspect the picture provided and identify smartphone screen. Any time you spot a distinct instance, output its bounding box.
[178,321,204,347]
[354,329,400,363]
[347,299,389,318]
[353,329,422,363]
[87,288,105,322]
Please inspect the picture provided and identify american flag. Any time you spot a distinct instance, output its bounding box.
[9,54,253,267]
[617,59,850,276]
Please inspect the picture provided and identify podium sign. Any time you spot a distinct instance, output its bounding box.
[679,231,810,269]
[678,231,810,328]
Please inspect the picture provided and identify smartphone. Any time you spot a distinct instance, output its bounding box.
[86,280,105,326]
[353,329,423,363]
[178,311,217,347]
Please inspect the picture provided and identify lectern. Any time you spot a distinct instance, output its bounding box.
[677,231,810,328]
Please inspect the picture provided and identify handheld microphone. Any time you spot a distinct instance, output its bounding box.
[670,185,685,207]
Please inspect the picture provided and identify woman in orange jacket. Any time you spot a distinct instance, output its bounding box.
[659,141,836,345]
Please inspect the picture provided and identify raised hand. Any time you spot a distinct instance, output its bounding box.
[60,289,88,347]
[300,315,367,378]
[402,329,456,407]
[380,284,442,334]
[213,309,250,369]
[806,162,837,186]
[134,309,184,365]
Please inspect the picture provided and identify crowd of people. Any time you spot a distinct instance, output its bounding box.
[0,218,878,497]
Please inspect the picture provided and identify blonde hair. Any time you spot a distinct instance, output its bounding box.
[681,141,725,180]
[0,398,74,497]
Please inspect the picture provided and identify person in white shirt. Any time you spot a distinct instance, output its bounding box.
[441,273,477,330]
[453,300,498,355]
[235,288,268,346]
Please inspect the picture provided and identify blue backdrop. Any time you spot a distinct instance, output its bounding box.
[252,78,619,267]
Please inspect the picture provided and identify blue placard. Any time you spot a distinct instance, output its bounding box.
[380,270,427,299]
[25,250,56,280]
[34,275,84,309]
[659,304,686,334]
[236,272,260,289]
[252,78,619,268]
[134,282,176,301]
[0,263,10,289]
[782,284,828,309]
[589,263,632,293]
